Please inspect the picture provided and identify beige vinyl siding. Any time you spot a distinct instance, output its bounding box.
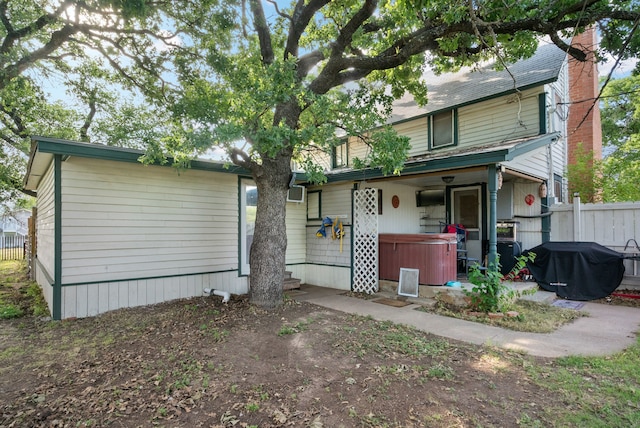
[285,198,307,265]
[458,88,542,149]
[318,183,354,224]
[375,181,425,233]
[305,183,352,275]
[393,118,428,157]
[60,157,239,285]
[548,62,569,199]
[59,271,246,319]
[512,181,545,250]
[35,161,56,312]
[304,264,351,290]
[504,145,550,180]
[346,136,369,166]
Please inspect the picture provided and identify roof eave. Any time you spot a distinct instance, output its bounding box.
[23,136,251,191]
[323,132,561,184]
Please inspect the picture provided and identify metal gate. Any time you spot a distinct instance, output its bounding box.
[352,188,379,294]
[0,235,25,260]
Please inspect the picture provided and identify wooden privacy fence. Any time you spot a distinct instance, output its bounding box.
[0,235,25,260]
[550,197,640,276]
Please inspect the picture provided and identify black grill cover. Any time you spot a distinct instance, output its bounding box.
[525,242,625,301]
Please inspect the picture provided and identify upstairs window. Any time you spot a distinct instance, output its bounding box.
[430,110,457,149]
[332,141,347,168]
[554,174,564,203]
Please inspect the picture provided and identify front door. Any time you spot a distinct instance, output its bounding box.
[451,186,482,264]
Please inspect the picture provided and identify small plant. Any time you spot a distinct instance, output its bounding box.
[0,303,24,319]
[245,402,260,412]
[26,283,49,317]
[277,318,313,336]
[464,253,535,313]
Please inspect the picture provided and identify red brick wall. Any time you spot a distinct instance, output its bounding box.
[567,27,603,167]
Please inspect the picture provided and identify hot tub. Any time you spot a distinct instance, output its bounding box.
[379,233,457,286]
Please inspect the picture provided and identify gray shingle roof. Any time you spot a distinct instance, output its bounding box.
[389,42,567,123]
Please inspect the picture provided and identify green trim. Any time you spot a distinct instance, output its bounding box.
[350,184,357,291]
[34,257,54,286]
[53,155,62,320]
[504,133,560,160]
[238,175,242,278]
[60,268,239,287]
[541,196,551,242]
[238,176,255,277]
[445,186,451,224]
[29,136,249,173]
[324,132,560,184]
[538,93,547,134]
[453,109,459,146]
[303,262,351,269]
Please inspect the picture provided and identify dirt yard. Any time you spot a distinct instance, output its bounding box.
[1,290,572,428]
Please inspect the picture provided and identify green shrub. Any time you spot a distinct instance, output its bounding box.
[464,253,535,313]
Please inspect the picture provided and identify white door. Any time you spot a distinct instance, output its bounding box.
[451,186,482,263]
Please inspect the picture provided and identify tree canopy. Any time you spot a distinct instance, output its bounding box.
[0,0,173,205]
[3,0,640,307]
[600,74,640,202]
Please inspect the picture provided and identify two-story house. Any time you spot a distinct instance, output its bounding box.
[23,32,600,318]
[303,31,601,292]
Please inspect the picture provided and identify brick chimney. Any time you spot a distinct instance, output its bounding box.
[566,27,603,198]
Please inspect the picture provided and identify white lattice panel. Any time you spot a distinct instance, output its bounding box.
[352,188,379,294]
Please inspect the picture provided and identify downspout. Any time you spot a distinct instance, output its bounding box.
[487,163,498,266]
[204,288,231,303]
[53,155,62,320]
[541,92,553,243]
[541,143,554,243]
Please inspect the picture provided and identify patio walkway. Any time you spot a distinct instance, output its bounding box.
[291,284,640,358]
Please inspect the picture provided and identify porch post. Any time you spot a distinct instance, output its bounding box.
[487,164,498,266]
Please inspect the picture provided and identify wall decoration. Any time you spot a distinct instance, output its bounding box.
[392,195,400,209]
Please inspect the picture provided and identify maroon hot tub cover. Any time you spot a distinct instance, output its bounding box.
[525,241,625,301]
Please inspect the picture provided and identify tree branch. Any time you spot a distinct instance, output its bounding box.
[230,147,253,170]
[266,0,292,22]
[0,24,78,90]
[286,0,330,60]
[0,104,28,140]
[0,0,72,58]
[249,0,274,65]
[79,94,97,143]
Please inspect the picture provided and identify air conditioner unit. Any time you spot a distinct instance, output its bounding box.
[287,185,305,203]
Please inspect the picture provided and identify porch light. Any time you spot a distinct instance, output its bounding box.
[442,176,454,184]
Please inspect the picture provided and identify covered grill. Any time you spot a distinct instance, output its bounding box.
[525,242,626,301]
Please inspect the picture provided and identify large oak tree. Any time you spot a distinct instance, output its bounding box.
[3,0,639,308]
[0,0,173,204]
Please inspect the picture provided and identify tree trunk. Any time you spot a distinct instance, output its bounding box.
[248,156,291,309]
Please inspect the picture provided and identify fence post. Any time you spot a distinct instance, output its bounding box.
[573,192,581,241]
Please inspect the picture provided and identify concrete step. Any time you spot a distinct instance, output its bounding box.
[285,271,293,280]
[283,277,301,290]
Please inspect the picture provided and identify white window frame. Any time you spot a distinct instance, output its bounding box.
[430,110,456,149]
